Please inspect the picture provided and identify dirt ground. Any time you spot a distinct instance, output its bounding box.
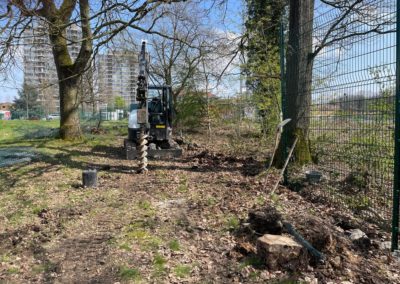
[0,127,399,283]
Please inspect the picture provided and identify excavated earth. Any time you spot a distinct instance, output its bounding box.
[0,133,399,283]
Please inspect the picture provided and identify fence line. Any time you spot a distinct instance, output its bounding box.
[281,0,399,250]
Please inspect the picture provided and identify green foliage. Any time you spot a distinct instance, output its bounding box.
[177,176,189,192]
[12,84,44,119]
[168,239,181,251]
[114,96,126,110]
[244,0,286,134]
[138,200,152,211]
[225,215,240,231]
[6,267,20,274]
[153,253,167,276]
[119,266,141,281]
[369,66,395,119]
[175,91,206,131]
[174,265,191,278]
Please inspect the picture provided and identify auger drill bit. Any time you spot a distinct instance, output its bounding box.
[136,40,149,173]
[137,127,148,173]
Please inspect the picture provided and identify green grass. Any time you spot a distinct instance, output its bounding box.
[137,200,153,211]
[153,254,167,276]
[0,119,59,143]
[6,267,20,274]
[0,119,128,146]
[174,264,191,278]
[122,227,162,251]
[206,196,217,206]
[239,256,264,269]
[177,176,189,192]
[225,216,240,231]
[168,239,181,251]
[119,266,141,281]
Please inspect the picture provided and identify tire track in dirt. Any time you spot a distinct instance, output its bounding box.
[42,218,119,283]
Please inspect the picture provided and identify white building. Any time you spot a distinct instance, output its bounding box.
[96,51,138,108]
[23,23,139,114]
[23,22,82,114]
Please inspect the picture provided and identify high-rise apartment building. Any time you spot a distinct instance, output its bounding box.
[23,23,138,114]
[23,23,81,114]
[96,51,138,107]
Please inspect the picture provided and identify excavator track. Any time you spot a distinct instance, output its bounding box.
[125,139,182,160]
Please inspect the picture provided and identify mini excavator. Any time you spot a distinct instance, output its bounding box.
[124,41,182,172]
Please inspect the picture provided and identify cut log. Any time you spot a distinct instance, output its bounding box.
[256,234,307,270]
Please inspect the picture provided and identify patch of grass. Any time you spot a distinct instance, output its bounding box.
[138,200,152,211]
[177,176,189,192]
[8,210,24,225]
[119,243,131,251]
[255,196,266,206]
[225,216,240,231]
[269,193,283,211]
[136,200,156,217]
[128,219,156,230]
[146,238,162,251]
[6,267,20,274]
[270,193,280,204]
[123,228,162,251]
[168,239,180,251]
[239,256,264,269]
[174,264,192,278]
[119,266,141,281]
[107,237,117,246]
[0,254,11,263]
[206,196,217,206]
[31,205,47,215]
[0,120,59,144]
[126,229,149,240]
[153,253,167,276]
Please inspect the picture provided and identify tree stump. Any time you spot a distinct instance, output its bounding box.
[257,234,307,270]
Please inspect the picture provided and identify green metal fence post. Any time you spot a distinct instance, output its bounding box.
[392,0,400,252]
[280,18,288,183]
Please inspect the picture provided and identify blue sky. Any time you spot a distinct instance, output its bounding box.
[0,0,245,103]
[1,0,395,104]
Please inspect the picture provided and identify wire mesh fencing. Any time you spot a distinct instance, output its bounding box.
[281,0,398,243]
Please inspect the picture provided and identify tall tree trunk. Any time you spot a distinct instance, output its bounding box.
[44,0,92,140]
[48,22,83,140]
[275,0,314,167]
[59,78,81,139]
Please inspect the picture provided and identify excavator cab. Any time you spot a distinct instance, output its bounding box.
[126,85,181,159]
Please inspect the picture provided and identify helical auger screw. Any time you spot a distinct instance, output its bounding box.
[137,128,148,173]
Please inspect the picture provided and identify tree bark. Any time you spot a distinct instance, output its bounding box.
[275,0,314,167]
[59,79,81,139]
[44,0,92,140]
[49,26,82,139]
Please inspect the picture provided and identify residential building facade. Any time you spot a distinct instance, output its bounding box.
[23,23,138,115]
[23,22,82,114]
[96,51,138,108]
